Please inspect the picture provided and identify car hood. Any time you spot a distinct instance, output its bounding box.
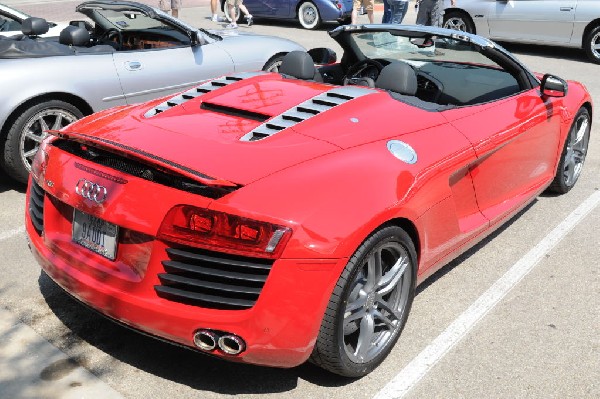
[61,73,447,186]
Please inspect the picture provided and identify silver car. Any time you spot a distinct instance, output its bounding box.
[443,0,600,63]
[0,0,304,183]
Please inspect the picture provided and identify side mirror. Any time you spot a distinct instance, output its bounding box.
[540,74,567,98]
[308,47,337,65]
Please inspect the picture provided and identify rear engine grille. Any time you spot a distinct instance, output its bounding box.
[240,86,375,142]
[28,180,45,234]
[144,71,267,118]
[155,246,274,310]
[52,140,238,199]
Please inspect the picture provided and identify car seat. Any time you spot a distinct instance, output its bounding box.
[279,51,323,82]
[375,62,418,95]
[21,17,49,38]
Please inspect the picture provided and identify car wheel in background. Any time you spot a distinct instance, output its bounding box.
[298,1,321,30]
[547,107,591,194]
[310,226,416,377]
[584,25,600,64]
[4,100,82,184]
[443,11,475,34]
[224,4,241,23]
[262,54,285,72]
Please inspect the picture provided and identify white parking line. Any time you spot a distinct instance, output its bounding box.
[374,190,600,399]
[0,226,25,242]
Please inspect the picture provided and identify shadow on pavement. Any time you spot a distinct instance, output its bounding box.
[38,273,354,395]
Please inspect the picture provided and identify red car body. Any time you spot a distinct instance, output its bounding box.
[26,26,592,375]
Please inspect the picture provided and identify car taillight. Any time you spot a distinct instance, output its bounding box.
[31,137,51,182]
[157,205,291,259]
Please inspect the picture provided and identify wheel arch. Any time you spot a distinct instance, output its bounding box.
[582,19,600,48]
[1,92,93,140]
[444,8,477,35]
[378,217,421,269]
[262,52,287,71]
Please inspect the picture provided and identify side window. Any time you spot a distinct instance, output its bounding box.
[0,15,23,32]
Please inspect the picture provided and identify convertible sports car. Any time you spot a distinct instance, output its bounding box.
[26,25,592,377]
[221,0,353,29]
[442,0,600,64]
[0,0,303,184]
[0,3,67,37]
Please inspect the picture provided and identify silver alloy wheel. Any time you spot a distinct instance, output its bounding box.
[264,59,283,72]
[591,31,600,60]
[342,240,412,363]
[444,17,468,32]
[562,112,590,187]
[19,108,78,171]
[298,2,319,29]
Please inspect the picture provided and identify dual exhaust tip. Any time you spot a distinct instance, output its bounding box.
[193,329,246,355]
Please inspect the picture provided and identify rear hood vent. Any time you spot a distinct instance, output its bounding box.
[240,86,375,142]
[144,71,267,118]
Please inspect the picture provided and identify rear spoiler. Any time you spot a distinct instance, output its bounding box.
[46,129,239,188]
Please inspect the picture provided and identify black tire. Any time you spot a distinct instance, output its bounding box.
[583,25,600,64]
[547,107,591,194]
[298,1,321,30]
[310,226,417,377]
[3,100,82,184]
[443,10,475,34]
[262,54,285,73]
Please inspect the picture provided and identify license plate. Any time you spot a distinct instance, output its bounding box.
[72,209,119,260]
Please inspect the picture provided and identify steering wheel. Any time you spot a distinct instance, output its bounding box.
[343,59,384,86]
[100,28,122,50]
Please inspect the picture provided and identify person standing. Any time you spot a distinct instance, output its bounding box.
[388,0,410,24]
[351,0,374,24]
[210,0,220,22]
[382,0,391,23]
[159,0,181,18]
[416,0,455,27]
[225,0,253,29]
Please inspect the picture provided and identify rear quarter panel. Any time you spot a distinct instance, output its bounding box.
[0,54,125,131]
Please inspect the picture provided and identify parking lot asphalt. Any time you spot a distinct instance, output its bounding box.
[0,2,599,399]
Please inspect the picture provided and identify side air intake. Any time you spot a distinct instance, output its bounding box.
[240,86,375,142]
[144,72,267,118]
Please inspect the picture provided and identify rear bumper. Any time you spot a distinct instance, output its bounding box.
[26,183,347,368]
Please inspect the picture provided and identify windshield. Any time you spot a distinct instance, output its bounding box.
[94,9,168,30]
[350,31,501,69]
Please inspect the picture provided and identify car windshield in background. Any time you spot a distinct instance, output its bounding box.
[96,9,165,30]
[350,31,500,69]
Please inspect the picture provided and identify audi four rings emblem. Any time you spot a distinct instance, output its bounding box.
[75,179,108,203]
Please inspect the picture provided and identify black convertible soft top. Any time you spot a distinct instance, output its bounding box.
[0,36,74,58]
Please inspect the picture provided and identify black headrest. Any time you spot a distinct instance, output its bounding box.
[59,25,90,46]
[375,62,418,96]
[279,51,318,81]
[21,17,49,36]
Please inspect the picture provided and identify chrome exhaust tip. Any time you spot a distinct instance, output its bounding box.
[218,334,246,355]
[193,330,218,351]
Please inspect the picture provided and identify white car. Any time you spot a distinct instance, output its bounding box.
[443,0,600,64]
[0,3,67,37]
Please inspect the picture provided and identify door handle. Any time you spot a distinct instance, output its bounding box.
[125,61,142,71]
[560,7,573,11]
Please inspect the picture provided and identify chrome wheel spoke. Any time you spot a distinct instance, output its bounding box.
[24,130,44,143]
[365,249,383,292]
[354,313,375,360]
[50,114,65,130]
[24,148,38,159]
[38,116,50,133]
[344,306,367,325]
[373,308,397,330]
[377,257,408,296]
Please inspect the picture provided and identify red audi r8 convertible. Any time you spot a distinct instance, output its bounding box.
[26,25,592,377]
